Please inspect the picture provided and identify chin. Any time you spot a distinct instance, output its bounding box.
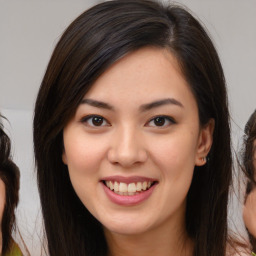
[101,216,153,236]
[106,226,149,236]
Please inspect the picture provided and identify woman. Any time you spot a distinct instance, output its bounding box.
[34,1,238,255]
[0,115,22,255]
[242,110,256,253]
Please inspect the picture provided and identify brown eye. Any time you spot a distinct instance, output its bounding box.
[153,117,166,126]
[82,115,109,127]
[92,116,104,126]
[147,115,175,128]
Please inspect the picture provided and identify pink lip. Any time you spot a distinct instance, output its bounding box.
[101,181,157,206]
[102,175,156,184]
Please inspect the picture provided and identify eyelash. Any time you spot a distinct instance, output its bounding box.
[81,115,110,127]
[81,114,176,128]
[146,115,176,128]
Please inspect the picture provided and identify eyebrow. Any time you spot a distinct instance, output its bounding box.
[80,99,114,110]
[80,98,183,111]
[139,98,184,111]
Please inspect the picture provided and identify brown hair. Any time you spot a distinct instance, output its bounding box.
[0,115,20,255]
[34,1,233,255]
[243,110,256,191]
[243,110,256,251]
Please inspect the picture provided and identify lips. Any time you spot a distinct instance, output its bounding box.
[101,176,158,205]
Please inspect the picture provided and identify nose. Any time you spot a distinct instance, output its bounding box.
[107,126,148,167]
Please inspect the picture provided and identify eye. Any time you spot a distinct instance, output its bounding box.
[146,115,175,127]
[81,115,110,127]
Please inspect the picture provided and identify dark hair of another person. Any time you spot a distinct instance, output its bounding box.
[0,116,20,255]
[33,1,232,256]
[243,110,256,251]
[243,110,256,192]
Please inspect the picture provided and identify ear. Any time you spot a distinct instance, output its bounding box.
[195,119,215,166]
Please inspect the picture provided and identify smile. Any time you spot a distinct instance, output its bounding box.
[101,176,158,206]
[104,181,154,196]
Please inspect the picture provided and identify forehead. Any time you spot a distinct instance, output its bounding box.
[84,47,197,110]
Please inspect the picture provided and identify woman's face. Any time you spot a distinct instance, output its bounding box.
[62,47,213,236]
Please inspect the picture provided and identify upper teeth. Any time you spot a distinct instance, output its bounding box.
[105,181,153,193]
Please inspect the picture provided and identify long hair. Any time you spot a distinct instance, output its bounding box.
[0,115,20,255]
[242,110,256,251]
[33,1,232,255]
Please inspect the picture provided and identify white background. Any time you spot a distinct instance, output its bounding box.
[0,0,255,255]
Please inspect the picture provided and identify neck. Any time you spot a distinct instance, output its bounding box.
[104,218,194,256]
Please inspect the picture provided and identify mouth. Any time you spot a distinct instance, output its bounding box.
[102,179,157,196]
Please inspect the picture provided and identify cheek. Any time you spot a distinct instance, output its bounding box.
[149,132,197,200]
[150,132,198,172]
[64,134,108,175]
[63,137,105,206]
[63,133,110,207]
